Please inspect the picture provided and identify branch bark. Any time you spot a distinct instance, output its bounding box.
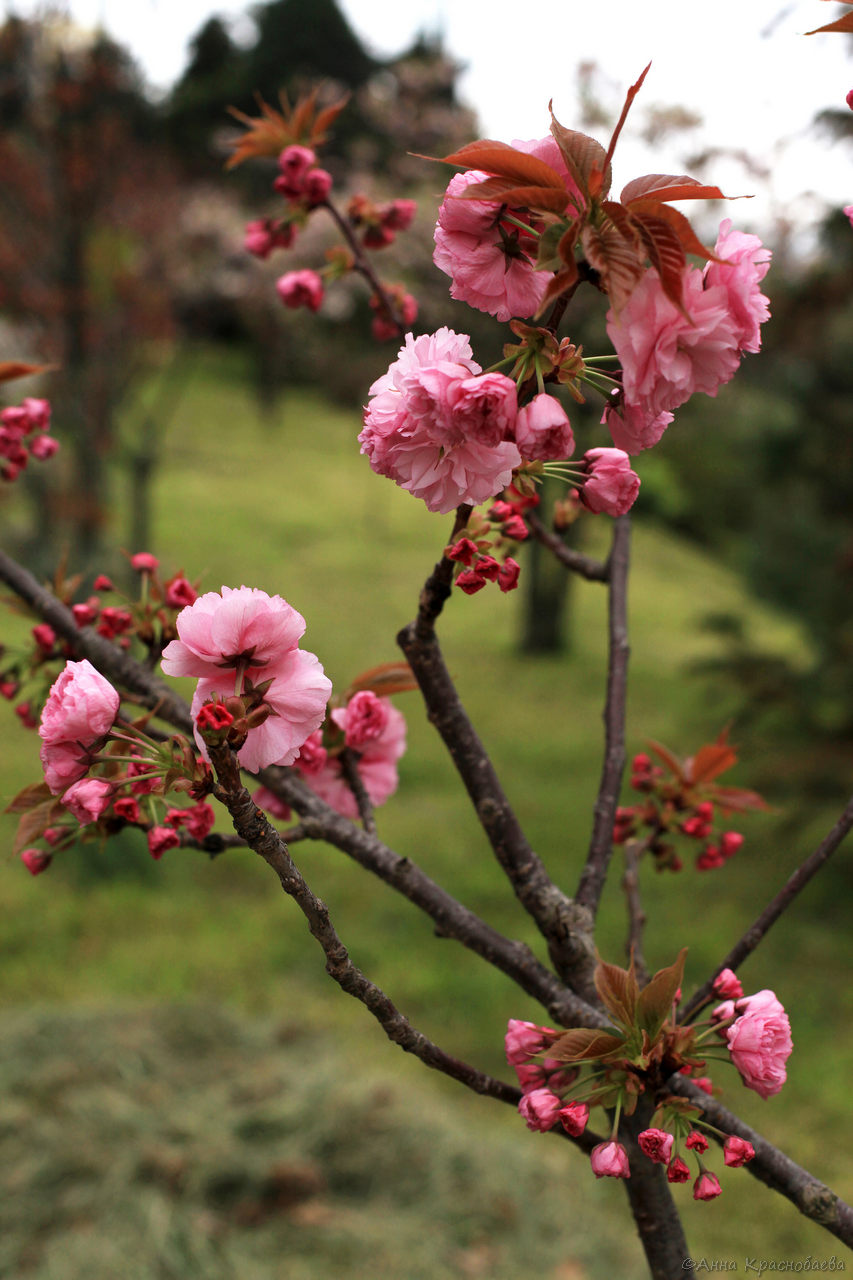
[526,509,610,581]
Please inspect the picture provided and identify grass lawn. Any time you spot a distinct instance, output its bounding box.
[0,347,850,1274]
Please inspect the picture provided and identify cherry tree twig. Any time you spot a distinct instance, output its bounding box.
[339,747,377,835]
[681,792,853,1022]
[526,510,610,582]
[575,515,631,914]
[621,840,648,984]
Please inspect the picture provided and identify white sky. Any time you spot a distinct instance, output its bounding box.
[3,0,853,234]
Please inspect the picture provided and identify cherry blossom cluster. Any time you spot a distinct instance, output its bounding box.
[360,328,641,520]
[612,741,765,872]
[254,687,407,823]
[244,141,418,341]
[19,657,216,874]
[0,397,59,482]
[506,956,791,1200]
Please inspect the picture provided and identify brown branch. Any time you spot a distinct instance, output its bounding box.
[320,199,408,338]
[671,1077,853,1248]
[526,510,610,581]
[207,739,524,1105]
[681,792,853,1022]
[397,522,598,996]
[621,840,648,984]
[339,747,377,835]
[575,515,631,915]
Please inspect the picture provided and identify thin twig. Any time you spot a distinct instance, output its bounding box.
[339,748,377,835]
[681,792,853,1023]
[526,510,610,582]
[671,1077,853,1248]
[320,200,408,338]
[575,515,631,914]
[621,840,648,984]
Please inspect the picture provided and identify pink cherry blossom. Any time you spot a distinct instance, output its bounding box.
[275,144,316,195]
[558,1102,589,1137]
[602,399,674,456]
[590,1141,631,1179]
[497,557,521,593]
[723,1134,755,1166]
[252,785,291,823]
[293,697,406,818]
[515,394,575,462]
[518,1088,562,1132]
[191,645,331,773]
[161,586,309,681]
[638,1128,674,1165]
[433,169,550,322]
[276,269,324,312]
[62,777,113,824]
[693,1172,722,1201]
[667,1156,691,1183]
[704,219,771,355]
[580,447,640,516]
[359,329,522,514]
[39,660,120,794]
[340,690,388,748]
[147,825,180,860]
[713,969,744,1000]
[131,551,159,573]
[607,265,742,423]
[724,989,793,1098]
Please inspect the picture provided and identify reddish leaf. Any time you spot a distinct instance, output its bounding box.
[438,141,568,192]
[546,1027,626,1063]
[688,739,738,785]
[806,11,853,33]
[6,781,53,814]
[631,213,688,309]
[595,957,639,1028]
[711,785,770,814]
[636,948,688,1041]
[535,262,579,315]
[581,223,644,312]
[646,739,687,784]
[602,62,652,176]
[621,174,726,204]
[344,662,419,699]
[548,108,610,200]
[626,199,720,263]
[13,800,64,858]
[0,360,51,384]
[458,177,569,215]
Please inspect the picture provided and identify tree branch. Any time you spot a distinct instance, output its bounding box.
[339,747,377,835]
[397,524,598,996]
[526,510,610,581]
[575,515,631,915]
[681,792,853,1022]
[621,840,648,984]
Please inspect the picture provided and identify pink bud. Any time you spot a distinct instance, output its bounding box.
[93,574,114,592]
[21,848,52,875]
[667,1155,691,1183]
[720,831,743,858]
[581,447,640,516]
[131,552,159,573]
[32,623,56,651]
[29,434,59,461]
[713,968,744,1000]
[446,537,479,565]
[504,1018,556,1065]
[164,575,198,609]
[558,1101,589,1137]
[455,568,488,595]
[380,198,417,231]
[497,557,521,593]
[276,269,324,312]
[694,1077,714,1095]
[847,89,853,111]
[518,1088,562,1132]
[112,796,141,823]
[276,144,316,195]
[303,168,333,205]
[590,1141,630,1179]
[723,1134,755,1166]
[693,1171,722,1201]
[501,513,528,541]
[62,777,112,824]
[685,1130,709,1153]
[638,1128,674,1165]
[147,825,180,860]
[72,602,98,627]
[515,393,574,462]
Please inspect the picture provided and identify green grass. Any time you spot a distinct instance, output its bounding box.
[1,347,850,1273]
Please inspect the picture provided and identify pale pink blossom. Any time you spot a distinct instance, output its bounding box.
[590,1141,630,1179]
[607,266,742,423]
[276,269,324,312]
[704,220,771,355]
[844,204,853,227]
[131,551,159,573]
[39,660,120,794]
[638,1128,674,1165]
[161,586,309,681]
[191,645,331,773]
[505,1018,556,1065]
[62,777,113,824]
[359,329,521,514]
[602,400,674,456]
[340,690,388,748]
[580,447,640,516]
[515,394,574,462]
[433,170,549,322]
[724,989,793,1098]
[518,1088,562,1132]
[295,697,406,818]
